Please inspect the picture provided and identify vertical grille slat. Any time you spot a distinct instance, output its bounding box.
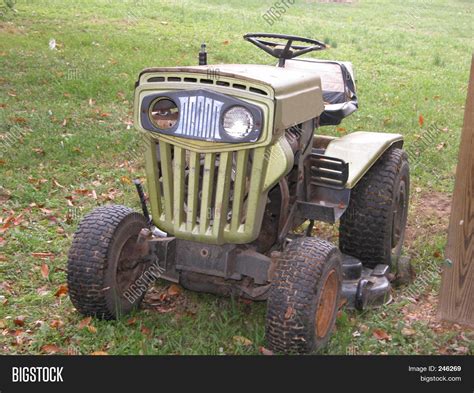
[243,148,268,232]
[231,150,249,231]
[173,146,186,228]
[144,139,162,219]
[186,151,200,232]
[159,143,174,221]
[199,153,216,233]
[212,152,232,238]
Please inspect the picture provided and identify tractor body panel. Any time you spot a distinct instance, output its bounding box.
[324,131,403,188]
[137,65,324,133]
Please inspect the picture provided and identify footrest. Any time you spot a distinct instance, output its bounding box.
[310,149,349,189]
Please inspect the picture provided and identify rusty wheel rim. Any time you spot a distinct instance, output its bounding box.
[116,235,144,295]
[315,269,339,338]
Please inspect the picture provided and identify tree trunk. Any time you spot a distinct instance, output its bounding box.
[438,55,474,327]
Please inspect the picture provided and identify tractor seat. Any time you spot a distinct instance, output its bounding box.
[285,59,358,126]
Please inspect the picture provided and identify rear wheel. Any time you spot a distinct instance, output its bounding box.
[67,205,149,319]
[265,237,342,354]
[339,147,410,268]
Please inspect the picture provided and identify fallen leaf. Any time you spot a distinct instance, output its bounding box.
[11,116,27,124]
[401,327,416,337]
[126,318,137,326]
[40,207,53,215]
[91,351,108,355]
[418,114,424,127]
[120,176,131,185]
[338,297,348,309]
[34,320,45,328]
[0,319,6,329]
[37,285,50,296]
[32,147,45,156]
[54,284,68,297]
[141,326,151,336]
[41,344,61,354]
[13,316,25,327]
[453,346,468,355]
[223,40,229,45]
[259,347,274,356]
[50,320,64,329]
[52,179,66,189]
[87,325,97,334]
[167,284,182,297]
[40,263,49,279]
[32,252,55,259]
[284,306,294,320]
[74,189,90,195]
[78,317,92,329]
[233,336,252,346]
[436,142,447,151]
[372,328,391,341]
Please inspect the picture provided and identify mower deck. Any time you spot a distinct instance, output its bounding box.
[341,255,392,310]
[144,230,392,310]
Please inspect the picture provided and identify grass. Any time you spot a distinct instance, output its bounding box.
[0,0,473,355]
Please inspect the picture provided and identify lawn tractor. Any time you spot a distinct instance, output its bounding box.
[67,34,410,354]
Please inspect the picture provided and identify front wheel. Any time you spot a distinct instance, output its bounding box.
[265,237,342,354]
[67,205,150,319]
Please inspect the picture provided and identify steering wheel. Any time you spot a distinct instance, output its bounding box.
[243,33,327,67]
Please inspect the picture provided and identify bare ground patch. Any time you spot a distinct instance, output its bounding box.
[405,190,452,246]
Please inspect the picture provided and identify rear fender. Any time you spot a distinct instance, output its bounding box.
[324,131,404,189]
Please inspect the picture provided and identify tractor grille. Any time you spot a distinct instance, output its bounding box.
[148,141,269,244]
[175,96,223,140]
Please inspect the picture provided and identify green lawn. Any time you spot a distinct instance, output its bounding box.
[0,0,473,355]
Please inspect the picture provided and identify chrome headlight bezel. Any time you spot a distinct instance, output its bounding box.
[141,89,264,143]
[222,106,255,140]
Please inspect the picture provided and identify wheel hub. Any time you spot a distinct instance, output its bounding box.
[116,235,146,294]
[315,269,339,339]
[392,180,407,247]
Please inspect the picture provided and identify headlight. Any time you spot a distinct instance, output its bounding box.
[149,98,179,130]
[223,106,254,140]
